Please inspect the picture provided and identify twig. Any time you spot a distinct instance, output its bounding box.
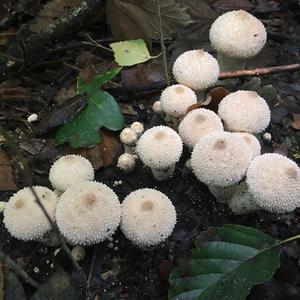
[156,0,170,86]
[83,35,113,52]
[0,249,41,290]
[107,63,300,94]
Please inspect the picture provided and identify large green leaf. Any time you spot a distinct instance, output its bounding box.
[55,68,124,148]
[169,224,281,300]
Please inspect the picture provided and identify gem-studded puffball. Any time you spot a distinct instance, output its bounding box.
[120,188,176,247]
[172,50,219,90]
[55,181,121,245]
[136,126,183,170]
[3,186,58,241]
[49,155,94,192]
[218,90,271,133]
[191,132,252,187]
[246,153,300,213]
[210,10,267,59]
[234,132,261,158]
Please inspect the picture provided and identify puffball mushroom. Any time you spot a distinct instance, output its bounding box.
[178,108,224,149]
[136,126,183,181]
[49,155,94,192]
[120,127,138,154]
[117,153,136,173]
[130,121,144,137]
[172,50,219,91]
[3,186,58,241]
[218,90,271,133]
[234,132,261,158]
[246,153,300,213]
[191,132,252,187]
[120,188,176,247]
[209,10,267,71]
[56,181,121,245]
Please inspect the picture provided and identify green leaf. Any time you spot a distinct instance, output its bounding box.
[110,39,152,66]
[169,224,280,300]
[105,0,192,45]
[56,68,124,148]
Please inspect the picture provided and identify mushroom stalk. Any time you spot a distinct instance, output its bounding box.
[217,53,246,72]
[151,165,175,181]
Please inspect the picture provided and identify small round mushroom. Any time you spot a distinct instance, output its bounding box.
[49,155,94,192]
[120,188,176,247]
[56,181,121,245]
[117,153,136,173]
[152,101,164,116]
[246,153,300,213]
[130,121,144,137]
[209,10,267,71]
[136,126,183,180]
[120,127,138,154]
[218,90,271,133]
[172,50,219,91]
[178,108,224,149]
[234,132,261,158]
[3,186,58,241]
[191,132,252,186]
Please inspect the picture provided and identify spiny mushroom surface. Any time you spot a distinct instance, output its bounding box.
[3,186,58,241]
[246,153,300,213]
[234,132,261,158]
[160,84,197,118]
[120,188,176,247]
[136,126,182,180]
[56,181,121,245]
[117,153,136,172]
[130,121,144,137]
[178,108,224,148]
[191,132,252,186]
[209,10,267,59]
[120,128,137,146]
[49,155,94,192]
[172,50,219,91]
[218,90,271,133]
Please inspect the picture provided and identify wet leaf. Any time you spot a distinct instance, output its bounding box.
[30,0,82,32]
[31,265,79,300]
[105,0,192,45]
[0,149,17,191]
[56,68,124,148]
[169,224,280,300]
[0,87,30,101]
[110,39,152,66]
[203,87,230,113]
[0,262,3,300]
[291,114,300,130]
[4,267,26,300]
[210,0,255,13]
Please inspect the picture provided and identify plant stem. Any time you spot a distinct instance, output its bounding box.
[157,0,170,86]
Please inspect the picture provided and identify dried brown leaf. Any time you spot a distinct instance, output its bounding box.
[203,86,230,113]
[0,150,17,191]
[30,0,82,33]
[105,0,192,45]
[0,28,16,45]
[67,130,121,170]
[291,113,300,130]
[0,87,30,101]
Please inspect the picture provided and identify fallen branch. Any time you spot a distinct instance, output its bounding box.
[107,63,300,94]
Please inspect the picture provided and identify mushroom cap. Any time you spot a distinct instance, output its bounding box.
[234,132,261,158]
[49,155,94,192]
[120,188,176,247]
[178,108,224,148]
[3,186,58,241]
[117,153,136,172]
[218,90,271,133]
[153,101,163,114]
[130,121,144,136]
[160,84,197,118]
[246,153,300,213]
[136,126,183,170]
[120,128,137,145]
[172,50,219,90]
[209,10,267,59]
[55,181,121,245]
[191,132,252,186]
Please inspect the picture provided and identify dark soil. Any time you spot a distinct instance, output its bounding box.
[0,0,300,299]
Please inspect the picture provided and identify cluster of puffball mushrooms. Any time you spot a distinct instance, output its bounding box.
[2,10,300,251]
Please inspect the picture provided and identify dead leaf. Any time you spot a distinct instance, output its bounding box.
[0,28,16,45]
[203,87,230,113]
[66,130,121,169]
[185,103,202,116]
[0,150,17,191]
[120,104,137,116]
[291,113,300,130]
[0,87,30,101]
[0,262,3,300]
[210,0,255,13]
[105,0,192,45]
[30,0,82,33]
